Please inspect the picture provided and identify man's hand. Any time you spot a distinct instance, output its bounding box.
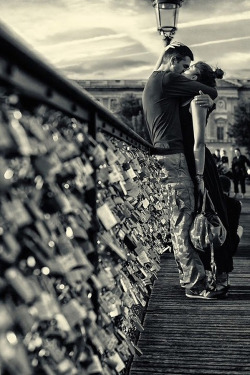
[194,90,214,108]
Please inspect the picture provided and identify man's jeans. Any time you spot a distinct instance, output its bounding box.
[156,153,206,292]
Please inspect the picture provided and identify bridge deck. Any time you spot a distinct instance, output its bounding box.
[130,195,250,375]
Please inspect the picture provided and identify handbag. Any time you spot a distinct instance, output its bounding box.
[189,188,227,252]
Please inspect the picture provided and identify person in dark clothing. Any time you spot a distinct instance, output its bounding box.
[217,149,233,178]
[142,43,223,299]
[232,148,250,198]
[181,61,233,293]
[219,175,243,256]
[221,149,229,164]
[212,149,221,165]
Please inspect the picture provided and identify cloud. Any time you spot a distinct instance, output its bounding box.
[219,52,250,68]
[179,11,250,28]
[42,35,146,69]
[38,28,118,45]
[190,36,250,48]
[53,36,152,79]
[182,0,250,11]
[1,0,250,80]
[230,69,250,79]
[144,11,250,33]
[39,32,128,60]
[60,57,150,79]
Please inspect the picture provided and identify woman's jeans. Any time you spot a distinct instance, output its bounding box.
[156,153,206,292]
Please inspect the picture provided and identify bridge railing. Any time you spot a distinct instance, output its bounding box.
[0,23,171,375]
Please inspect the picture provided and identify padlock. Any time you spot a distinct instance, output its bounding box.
[89,143,106,168]
[97,203,118,230]
[5,267,37,304]
[86,354,103,375]
[33,153,62,180]
[32,291,60,321]
[55,137,80,162]
[98,232,127,261]
[20,113,47,142]
[106,351,126,373]
[0,157,13,191]
[0,332,32,375]
[61,298,88,329]
[0,111,16,153]
[0,232,21,264]
[1,198,32,228]
[8,111,33,156]
[15,304,36,335]
[0,303,14,332]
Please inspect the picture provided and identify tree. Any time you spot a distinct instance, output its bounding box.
[114,93,150,142]
[228,100,250,153]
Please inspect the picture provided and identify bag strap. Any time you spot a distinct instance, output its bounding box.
[210,242,217,282]
[201,188,207,213]
[206,189,217,213]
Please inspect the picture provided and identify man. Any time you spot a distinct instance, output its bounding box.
[232,148,250,198]
[142,44,223,299]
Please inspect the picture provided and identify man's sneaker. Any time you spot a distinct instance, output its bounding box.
[186,288,226,299]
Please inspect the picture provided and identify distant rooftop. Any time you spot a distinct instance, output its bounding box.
[74,79,147,89]
[74,79,250,90]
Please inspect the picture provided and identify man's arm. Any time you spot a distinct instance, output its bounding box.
[164,73,217,100]
[195,90,215,110]
[153,42,184,71]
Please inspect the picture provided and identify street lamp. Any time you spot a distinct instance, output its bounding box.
[152,0,183,45]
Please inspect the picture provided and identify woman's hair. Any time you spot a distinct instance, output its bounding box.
[194,61,224,88]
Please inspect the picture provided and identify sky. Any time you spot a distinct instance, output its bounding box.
[0,0,250,81]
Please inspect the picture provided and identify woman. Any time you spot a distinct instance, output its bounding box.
[180,62,233,292]
[232,148,250,198]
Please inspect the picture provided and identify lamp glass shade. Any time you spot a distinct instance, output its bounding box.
[153,0,181,35]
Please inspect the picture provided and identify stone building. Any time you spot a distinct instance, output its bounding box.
[75,79,250,165]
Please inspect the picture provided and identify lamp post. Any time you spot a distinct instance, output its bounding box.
[152,0,184,45]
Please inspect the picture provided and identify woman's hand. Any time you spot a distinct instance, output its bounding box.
[195,174,205,198]
[195,182,205,212]
[196,179,205,197]
[164,41,184,51]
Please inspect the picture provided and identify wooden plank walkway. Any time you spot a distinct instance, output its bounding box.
[130,194,250,375]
